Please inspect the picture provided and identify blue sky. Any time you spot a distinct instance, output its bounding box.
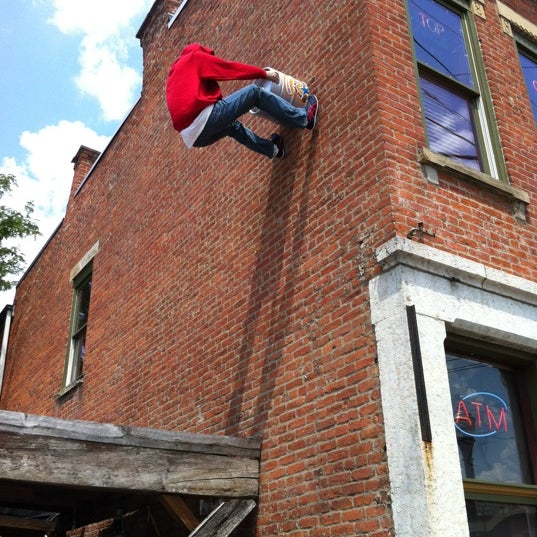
[0,0,154,308]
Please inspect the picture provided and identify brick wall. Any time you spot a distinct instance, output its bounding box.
[3,0,537,536]
[501,0,536,20]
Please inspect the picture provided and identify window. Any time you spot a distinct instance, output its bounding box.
[408,0,505,178]
[466,501,537,536]
[446,340,537,536]
[517,44,537,128]
[63,264,92,390]
[168,0,190,28]
[0,305,13,397]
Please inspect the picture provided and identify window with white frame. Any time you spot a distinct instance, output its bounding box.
[168,0,190,28]
[446,337,537,537]
[62,264,92,390]
[407,0,505,179]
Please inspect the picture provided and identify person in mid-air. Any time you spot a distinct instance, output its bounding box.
[166,43,319,159]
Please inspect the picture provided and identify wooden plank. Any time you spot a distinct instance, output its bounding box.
[212,500,256,537]
[0,410,260,459]
[0,432,258,497]
[160,495,199,531]
[0,514,57,531]
[189,499,256,537]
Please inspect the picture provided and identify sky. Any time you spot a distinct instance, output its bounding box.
[0,0,155,309]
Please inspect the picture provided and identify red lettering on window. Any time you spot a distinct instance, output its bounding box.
[455,400,473,426]
[470,401,483,427]
[486,405,508,432]
[454,393,510,437]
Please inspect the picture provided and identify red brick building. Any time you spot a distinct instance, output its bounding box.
[1,0,537,535]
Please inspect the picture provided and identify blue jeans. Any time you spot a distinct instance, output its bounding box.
[194,84,308,158]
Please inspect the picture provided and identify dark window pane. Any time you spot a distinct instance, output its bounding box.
[447,355,532,484]
[466,500,537,537]
[68,274,92,385]
[72,331,86,376]
[409,0,473,87]
[420,75,481,170]
[519,50,537,127]
[74,278,91,332]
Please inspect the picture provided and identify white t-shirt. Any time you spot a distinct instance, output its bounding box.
[180,104,214,148]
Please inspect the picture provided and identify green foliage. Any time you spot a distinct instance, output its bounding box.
[0,174,41,291]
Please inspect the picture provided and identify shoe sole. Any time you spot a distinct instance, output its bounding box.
[307,97,319,129]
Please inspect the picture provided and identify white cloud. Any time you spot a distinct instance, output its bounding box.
[20,120,109,216]
[48,0,153,121]
[0,121,110,308]
[0,0,154,309]
[48,0,151,38]
[76,36,142,121]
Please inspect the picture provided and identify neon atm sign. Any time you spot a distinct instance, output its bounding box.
[454,392,509,438]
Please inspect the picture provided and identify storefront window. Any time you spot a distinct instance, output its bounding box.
[466,500,537,537]
[446,347,537,537]
[447,354,532,484]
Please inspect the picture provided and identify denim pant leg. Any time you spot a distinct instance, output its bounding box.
[195,113,275,158]
[253,86,308,128]
[216,84,307,129]
[194,84,308,157]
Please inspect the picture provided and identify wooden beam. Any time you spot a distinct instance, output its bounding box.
[0,411,260,458]
[0,514,57,531]
[160,495,199,531]
[189,499,256,537]
[0,411,260,498]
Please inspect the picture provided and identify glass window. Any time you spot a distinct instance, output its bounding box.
[446,343,537,537]
[447,354,532,484]
[420,74,480,168]
[410,0,473,87]
[63,267,92,389]
[168,0,190,28]
[408,0,503,176]
[466,500,537,537]
[518,49,537,128]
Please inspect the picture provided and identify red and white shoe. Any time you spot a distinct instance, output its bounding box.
[305,95,319,130]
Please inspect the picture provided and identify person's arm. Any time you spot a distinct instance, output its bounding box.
[197,52,271,82]
[264,68,280,83]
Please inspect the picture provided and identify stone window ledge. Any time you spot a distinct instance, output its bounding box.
[417,147,529,221]
[56,377,83,399]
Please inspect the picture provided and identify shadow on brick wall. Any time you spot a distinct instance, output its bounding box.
[225,127,320,436]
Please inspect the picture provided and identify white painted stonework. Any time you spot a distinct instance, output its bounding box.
[369,237,537,537]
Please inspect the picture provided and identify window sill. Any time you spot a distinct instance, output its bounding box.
[56,377,83,399]
[417,147,529,221]
[464,479,537,505]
